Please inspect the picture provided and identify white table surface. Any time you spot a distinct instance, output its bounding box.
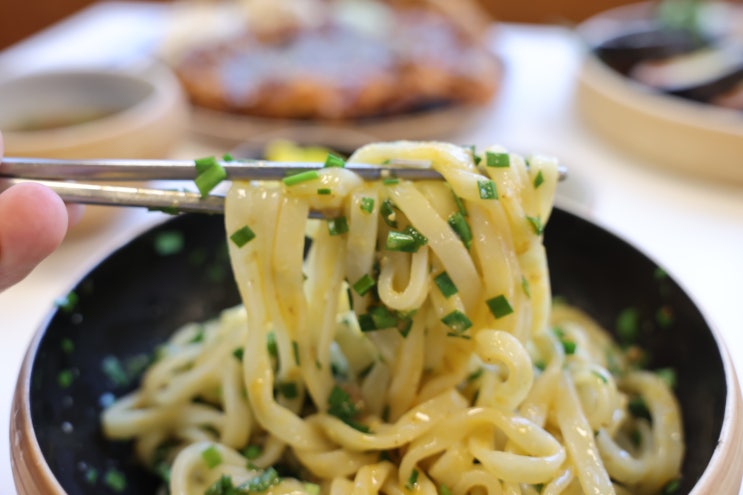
[1,3,742,494]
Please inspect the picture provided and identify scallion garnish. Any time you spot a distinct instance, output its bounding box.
[656,367,677,389]
[486,294,513,319]
[477,179,498,200]
[282,170,320,186]
[521,276,531,298]
[406,469,419,490]
[359,197,375,214]
[240,467,280,492]
[448,212,473,249]
[452,189,467,216]
[485,151,510,168]
[352,274,376,296]
[58,369,74,388]
[327,216,349,236]
[533,170,545,189]
[230,225,256,248]
[61,338,74,354]
[616,307,640,345]
[440,484,453,495]
[222,153,234,162]
[441,310,472,333]
[404,226,428,248]
[380,199,398,227]
[103,468,126,493]
[154,231,184,256]
[194,157,227,198]
[465,145,482,165]
[266,332,278,358]
[55,291,79,313]
[242,444,262,460]
[317,188,332,195]
[383,177,400,185]
[232,347,244,361]
[201,445,222,468]
[526,215,544,235]
[324,153,346,168]
[277,381,299,399]
[327,385,370,432]
[553,327,576,355]
[466,368,484,382]
[386,231,417,252]
[292,341,300,365]
[434,272,458,298]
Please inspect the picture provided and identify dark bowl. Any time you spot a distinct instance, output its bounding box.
[11,207,743,494]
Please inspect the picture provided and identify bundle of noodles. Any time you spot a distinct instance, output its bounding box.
[103,141,683,495]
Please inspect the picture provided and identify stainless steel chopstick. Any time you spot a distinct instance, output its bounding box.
[0,157,445,181]
[0,157,568,182]
[1,178,226,214]
[0,157,567,215]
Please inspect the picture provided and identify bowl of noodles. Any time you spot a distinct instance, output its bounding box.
[11,141,743,494]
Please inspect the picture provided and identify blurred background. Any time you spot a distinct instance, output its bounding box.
[0,0,640,50]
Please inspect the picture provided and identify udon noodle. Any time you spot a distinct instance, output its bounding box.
[102,141,683,495]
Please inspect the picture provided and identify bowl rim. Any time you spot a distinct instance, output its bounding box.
[0,63,185,153]
[9,206,743,494]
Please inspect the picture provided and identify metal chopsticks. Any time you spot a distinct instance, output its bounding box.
[0,157,567,215]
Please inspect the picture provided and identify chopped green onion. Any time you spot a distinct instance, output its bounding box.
[154,231,184,256]
[406,469,419,490]
[439,485,453,495]
[434,272,458,298]
[282,170,320,186]
[486,295,514,319]
[266,332,278,358]
[370,305,398,329]
[324,153,346,168]
[526,215,544,235]
[232,347,244,361]
[194,158,227,198]
[61,338,74,354]
[654,267,668,280]
[103,468,127,493]
[534,360,546,371]
[616,307,640,345]
[317,188,332,195]
[441,310,472,333]
[201,445,222,468]
[386,231,418,252]
[195,156,219,174]
[383,177,400,185]
[292,340,300,365]
[205,475,234,495]
[465,145,482,165]
[277,381,299,399]
[485,151,510,168]
[521,276,531,298]
[84,467,98,484]
[58,369,74,388]
[242,444,262,460]
[239,467,279,492]
[452,190,467,217]
[591,370,608,383]
[222,153,234,162]
[656,367,677,389]
[380,199,398,227]
[448,212,473,249]
[189,327,205,343]
[562,340,577,355]
[360,197,375,214]
[662,478,681,494]
[55,291,79,313]
[477,179,498,200]
[466,368,484,382]
[398,316,414,338]
[352,274,376,296]
[533,170,545,189]
[328,385,357,422]
[327,216,349,236]
[304,483,321,495]
[230,225,256,248]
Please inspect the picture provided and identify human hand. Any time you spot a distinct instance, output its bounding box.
[0,132,81,291]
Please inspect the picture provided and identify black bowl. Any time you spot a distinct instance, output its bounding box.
[11,208,740,494]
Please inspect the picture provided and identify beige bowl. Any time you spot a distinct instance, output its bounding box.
[575,3,743,185]
[0,63,189,233]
